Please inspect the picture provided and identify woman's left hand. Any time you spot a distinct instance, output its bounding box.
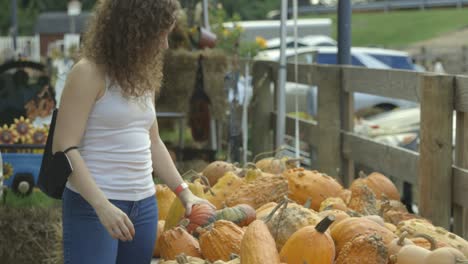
[179,190,215,216]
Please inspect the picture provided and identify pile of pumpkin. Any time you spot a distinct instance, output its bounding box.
[153,158,468,264]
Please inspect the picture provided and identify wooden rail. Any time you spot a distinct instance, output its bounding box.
[250,61,468,237]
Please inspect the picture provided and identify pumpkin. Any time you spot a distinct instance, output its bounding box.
[198,220,244,262]
[205,171,245,209]
[225,174,289,209]
[240,163,265,182]
[216,204,256,227]
[330,217,397,256]
[255,157,288,174]
[279,216,336,264]
[410,237,448,250]
[164,180,206,231]
[159,253,206,264]
[159,227,202,260]
[385,222,398,233]
[396,219,468,258]
[425,247,468,264]
[339,189,352,204]
[384,210,421,226]
[319,197,348,211]
[155,185,177,221]
[284,168,344,211]
[351,171,400,201]
[182,203,217,235]
[264,198,321,251]
[317,210,350,229]
[347,181,379,215]
[240,220,281,264]
[202,161,239,186]
[153,220,165,257]
[255,202,278,220]
[363,215,386,227]
[335,234,388,264]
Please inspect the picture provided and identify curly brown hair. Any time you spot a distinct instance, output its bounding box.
[82,0,179,97]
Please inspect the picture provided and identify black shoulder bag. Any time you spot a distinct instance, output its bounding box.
[37,109,78,199]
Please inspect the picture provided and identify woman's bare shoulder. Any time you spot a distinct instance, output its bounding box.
[63,58,105,99]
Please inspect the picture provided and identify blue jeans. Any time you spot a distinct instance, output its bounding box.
[62,187,158,264]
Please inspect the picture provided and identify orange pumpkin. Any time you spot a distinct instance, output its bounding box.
[198,220,244,262]
[284,168,344,211]
[335,234,388,264]
[280,216,336,264]
[331,217,397,257]
[159,226,202,260]
[240,220,280,264]
[351,171,400,201]
[152,220,165,257]
[183,203,216,235]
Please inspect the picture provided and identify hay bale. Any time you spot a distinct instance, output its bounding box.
[158,49,228,120]
[0,206,62,264]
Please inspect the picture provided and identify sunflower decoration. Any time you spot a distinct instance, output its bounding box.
[0,124,19,144]
[3,162,14,181]
[11,116,34,144]
[31,126,49,145]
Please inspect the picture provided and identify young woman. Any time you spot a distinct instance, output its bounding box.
[53,1,212,263]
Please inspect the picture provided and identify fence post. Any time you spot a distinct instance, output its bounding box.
[454,77,468,238]
[419,74,454,229]
[462,45,467,74]
[317,66,343,181]
[340,67,355,187]
[251,62,275,157]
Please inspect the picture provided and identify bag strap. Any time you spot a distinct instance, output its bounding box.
[64,146,78,154]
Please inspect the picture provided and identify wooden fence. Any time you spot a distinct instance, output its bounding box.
[250,60,468,238]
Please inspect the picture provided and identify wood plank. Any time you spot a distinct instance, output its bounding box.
[342,132,419,185]
[453,167,468,209]
[250,62,275,156]
[341,69,356,187]
[419,75,454,229]
[342,66,421,103]
[285,63,319,86]
[455,76,468,113]
[317,66,342,179]
[271,113,320,147]
[453,109,468,237]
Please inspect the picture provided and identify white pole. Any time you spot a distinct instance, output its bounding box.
[242,59,250,164]
[276,0,288,148]
[293,0,300,159]
[202,0,210,30]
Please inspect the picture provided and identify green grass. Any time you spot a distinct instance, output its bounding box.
[3,188,60,208]
[306,8,468,48]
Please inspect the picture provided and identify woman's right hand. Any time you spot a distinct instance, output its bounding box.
[94,201,135,242]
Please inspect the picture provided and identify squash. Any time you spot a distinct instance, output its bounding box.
[182,203,217,235]
[279,216,336,264]
[351,171,400,201]
[425,247,468,264]
[255,202,278,220]
[284,168,344,211]
[198,220,244,262]
[225,174,289,209]
[335,234,388,264]
[264,198,321,251]
[159,254,206,264]
[391,244,432,264]
[255,157,294,174]
[159,227,202,260]
[388,231,415,258]
[155,185,177,221]
[216,204,256,227]
[396,219,468,258]
[348,181,379,215]
[202,161,239,186]
[363,215,386,227]
[164,180,206,231]
[319,197,348,211]
[331,217,397,256]
[205,171,245,209]
[240,220,281,264]
[153,220,165,257]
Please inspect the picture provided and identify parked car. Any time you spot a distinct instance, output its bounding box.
[255,46,420,116]
[265,35,337,50]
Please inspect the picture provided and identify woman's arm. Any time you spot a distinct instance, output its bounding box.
[150,117,213,215]
[53,59,134,241]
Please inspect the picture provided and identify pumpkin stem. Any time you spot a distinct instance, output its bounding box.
[412,233,437,250]
[252,146,286,162]
[264,196,289,223]
[315,215,336,233]
[304,197,312,209]
[243,162,258,170]
[358,170,367,179]
[397,231,409,246]
[178,218,190,229]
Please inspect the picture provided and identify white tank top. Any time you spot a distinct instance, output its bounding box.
[66,78,156,201]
